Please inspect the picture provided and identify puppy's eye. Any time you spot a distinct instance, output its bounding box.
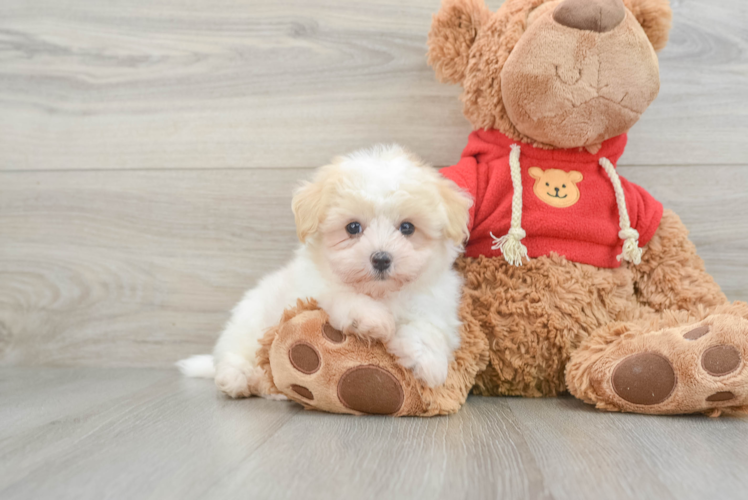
[399,222,415,236]
[345,222,362,235]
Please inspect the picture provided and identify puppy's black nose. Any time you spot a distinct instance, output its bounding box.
[371,252,392,272]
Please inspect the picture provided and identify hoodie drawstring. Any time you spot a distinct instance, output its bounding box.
[490,144,528,266]
[599,157,644,265]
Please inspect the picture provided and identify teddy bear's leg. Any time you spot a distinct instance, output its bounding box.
[456,253,641,398]
[566,302,748,416]
[565,208,748,416]
[256,300,488,417]
[632,209,728,311]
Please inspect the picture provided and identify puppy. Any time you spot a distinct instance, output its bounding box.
[178,145,472,398]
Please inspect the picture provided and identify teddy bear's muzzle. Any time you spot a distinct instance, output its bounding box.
[500,0,660,149]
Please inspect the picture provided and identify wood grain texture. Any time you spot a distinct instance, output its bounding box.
[0,368,746,500]
[0,168,304,366]
[0,368,303,500]
[506,396,748,500]
[1,165,747,367]
[0,0,746,171]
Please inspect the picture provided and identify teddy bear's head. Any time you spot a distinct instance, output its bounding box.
[428,0,672,150]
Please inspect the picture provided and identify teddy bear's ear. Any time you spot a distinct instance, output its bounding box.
[427,0,492,84]
[624,0,673,52]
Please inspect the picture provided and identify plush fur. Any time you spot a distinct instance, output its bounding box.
[255,0,747,418]
[179,145,473,395]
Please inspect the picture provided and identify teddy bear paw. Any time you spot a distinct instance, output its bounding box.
[586,313,748,416]
[267,309,421,416]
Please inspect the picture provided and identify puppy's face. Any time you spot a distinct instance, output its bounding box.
[292,146,471,297]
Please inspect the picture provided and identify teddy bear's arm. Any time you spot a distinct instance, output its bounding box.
[631,209,727,312]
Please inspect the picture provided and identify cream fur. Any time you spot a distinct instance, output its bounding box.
[178,145,472,397]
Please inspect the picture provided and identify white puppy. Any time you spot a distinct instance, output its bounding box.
[178,145,471,398]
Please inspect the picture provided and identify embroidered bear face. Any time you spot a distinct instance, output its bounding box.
[528,167,583,208]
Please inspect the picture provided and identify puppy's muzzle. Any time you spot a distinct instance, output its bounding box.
[371,252,392,272]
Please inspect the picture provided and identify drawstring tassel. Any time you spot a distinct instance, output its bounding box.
[493,144,528,267]
[599,157,644,265]
[491,228,528,267]
[618,228,643,265]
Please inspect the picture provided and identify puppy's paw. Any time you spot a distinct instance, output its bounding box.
[343,306,396,343]
[387,335,450,388]
[214,355,269,399]
[413,355,450,388]
[215,364,252,398]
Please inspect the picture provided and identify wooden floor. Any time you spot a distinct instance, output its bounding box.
[0,367,746,500]
[1,0,748,498]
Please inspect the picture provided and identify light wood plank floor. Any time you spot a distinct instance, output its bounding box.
[1,368,746,500]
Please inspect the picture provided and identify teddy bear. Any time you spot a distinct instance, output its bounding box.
[254,0,748,417]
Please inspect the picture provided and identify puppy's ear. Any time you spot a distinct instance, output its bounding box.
[428,0,491,84]
[291,178,328,243]
[624,0,673,52]
[439,178,473,245]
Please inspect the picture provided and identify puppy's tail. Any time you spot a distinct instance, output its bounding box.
[176,355,215,378]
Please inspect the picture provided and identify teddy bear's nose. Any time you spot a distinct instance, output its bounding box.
[553,0,626,33]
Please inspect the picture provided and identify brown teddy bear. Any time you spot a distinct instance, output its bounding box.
[256,0,748,417]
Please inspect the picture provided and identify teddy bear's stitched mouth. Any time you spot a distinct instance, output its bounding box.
[554,65,582,85]
[547,192,568,199]
[577,94,640,114]
[552,61,642,115]
[520,93,642,124]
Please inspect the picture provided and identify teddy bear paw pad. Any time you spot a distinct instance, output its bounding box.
[290,384,314,400]
[701,345,741,377]
[611,353,675,406]
[337,365,404,415]
[288,342,321,374]
[683,325,710,340]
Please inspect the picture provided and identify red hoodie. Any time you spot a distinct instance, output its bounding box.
[440,130,663,269]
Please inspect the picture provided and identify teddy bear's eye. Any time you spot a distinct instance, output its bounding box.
[545,182,549,186]
[562,184,566,188]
